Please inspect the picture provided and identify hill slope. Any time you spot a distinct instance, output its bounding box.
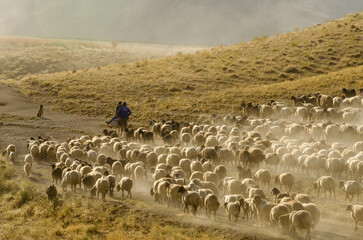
[5,12,363,124]
[0,37,204,80]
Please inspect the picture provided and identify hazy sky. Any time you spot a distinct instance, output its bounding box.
[1,0,362,45]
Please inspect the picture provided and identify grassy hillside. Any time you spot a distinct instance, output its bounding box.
[0,37,203,80]
[5,12,363,124]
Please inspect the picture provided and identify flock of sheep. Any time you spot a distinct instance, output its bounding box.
[2,88,363,239]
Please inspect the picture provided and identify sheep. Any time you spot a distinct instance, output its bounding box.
[177,186,202,216]
[319,94,334,109]
[340,180,362,202]
[239,147,265,168]
[265,153,280,171]
[271,187,290,203]
[204,193,220,220]
[82,174,96,191]
[214,165,227,180]
[302,203,320,227]
[166,154,180,167]
[146,152,158,168]
[342,88,356,98]
[191,161,203,172]
[61,170,81,192]
[24,162,32,177]
[254,169,271,189]
[190,171,203,181]
[270,204,290,227]
[181,133,191,146]
[105,174,116,196]
[111,161,123,178]
[165,183,182,207]
[252,195,275,227]
[51,166,63,185]
[224,179,246,195]
[46,184,57,200]
[247,187,266,200]
[289,210,314,240]
[313,176,336,199]
[224,199,244,222]
[203,171,219,186]
[134,165,146,182]
[293,193,312,203]
[346,204,363,231]
[93,177,110,200]
[275,172,295,192]
[24,154,34,165]
[2,144,16,160]
[237,166,252,180]
[116,177,133,198]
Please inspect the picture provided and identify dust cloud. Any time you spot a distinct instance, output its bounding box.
[1,0,362,45]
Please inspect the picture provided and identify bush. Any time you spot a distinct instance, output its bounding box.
[0,159,15,195]
[12,182,35,208]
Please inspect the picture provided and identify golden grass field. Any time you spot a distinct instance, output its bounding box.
[0,37,204,80]
[0,11,363,240]
[2,12,362,126]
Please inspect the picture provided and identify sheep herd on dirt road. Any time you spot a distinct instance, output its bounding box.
[2,88,363,240]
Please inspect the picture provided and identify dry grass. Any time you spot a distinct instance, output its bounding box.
[0,37,204,80]
[0,113,40,123]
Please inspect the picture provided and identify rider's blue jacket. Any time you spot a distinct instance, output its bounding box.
[117,106,131,119]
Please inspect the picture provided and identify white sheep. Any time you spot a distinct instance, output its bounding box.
[224,200,242,222]
[178,186,202,216]
[340,180,362,202]
[346,204,363,231]
[290,210,314,240]
[254,169,271,189]
[275,172,295,192]
[93,177,110,200]
[24,162,32,177]
[24,154,34,165]
[313,176,336,199]
[116,177,133,198]
[302,203,320,227]
[270,204,290,227]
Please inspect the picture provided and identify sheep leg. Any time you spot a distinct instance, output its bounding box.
[122,190,124,197]
[353,218,359,231]
[129,191,132,198]
[214,211,216,221]
[306,228,311,240]
[97,191,99,199]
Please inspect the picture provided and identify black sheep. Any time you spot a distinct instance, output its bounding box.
[46,184,57,200]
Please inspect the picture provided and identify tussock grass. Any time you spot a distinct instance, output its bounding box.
[5,12,362,125]
[0,113,40,123]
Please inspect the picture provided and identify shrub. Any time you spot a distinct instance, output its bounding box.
[0,159,15,195]
[12,182,35,208]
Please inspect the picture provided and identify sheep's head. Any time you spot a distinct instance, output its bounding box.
[177,186,186,194]
[274,175,280,184]
[313,182,318,190]
[116,184,121,192]
[252,195,262,206]
[339,180,345,189]
[271,187,280,195]
[346,204,353,211]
